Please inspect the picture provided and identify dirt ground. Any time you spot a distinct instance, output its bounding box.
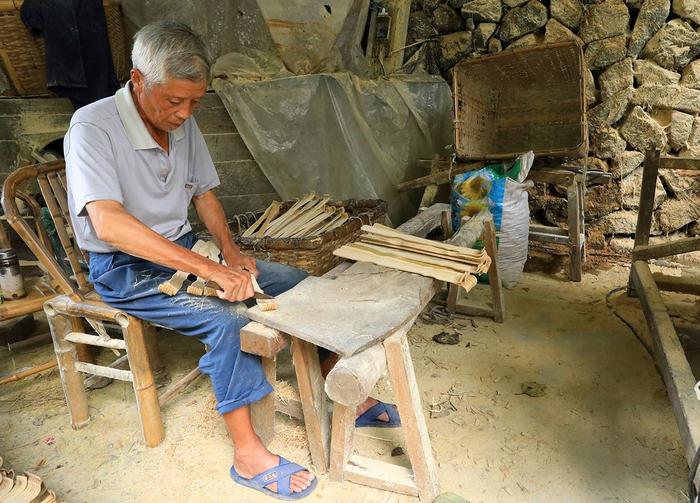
[1,260,697,503]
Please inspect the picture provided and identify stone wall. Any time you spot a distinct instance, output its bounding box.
[407,0,700,243]
[0,93,276,220]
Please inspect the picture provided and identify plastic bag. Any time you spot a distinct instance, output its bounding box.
[450,152,534,288]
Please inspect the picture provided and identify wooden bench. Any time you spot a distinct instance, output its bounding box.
[239,206,488,501]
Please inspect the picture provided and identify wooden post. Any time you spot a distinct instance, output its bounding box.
[251,356,277,446]
[291,337,330,474]
[628,149,661,295]
[325,344,387,406]
[46,308,90,429]
[567,175,583,282]
[329,404,356,481]
[122,317,164,448]
[383,331,439,501]
[483,219,505,323]
[383,0,411,74]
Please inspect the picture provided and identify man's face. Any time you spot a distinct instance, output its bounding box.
[131,69,207,133]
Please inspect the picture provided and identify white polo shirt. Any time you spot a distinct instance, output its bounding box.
[65,82,220,253]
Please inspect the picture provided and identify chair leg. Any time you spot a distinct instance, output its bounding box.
[251,356,276,445]
[122,317,164,447]
[45,308,90,429]
[143,323,164,372]
[71,318,95,365]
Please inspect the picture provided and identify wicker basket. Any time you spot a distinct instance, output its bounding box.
[228,199,387,276]
[452,41,587,161]
[0,0,128,96]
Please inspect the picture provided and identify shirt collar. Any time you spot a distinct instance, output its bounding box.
[115,81,186,150]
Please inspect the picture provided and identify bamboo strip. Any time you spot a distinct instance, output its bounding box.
[362,224,487,256]
[360,234,489,266]
[334,244,478,292]
[264,193,317,236]
[243,201,282,238]
[270,196,330,238]
[352,242,479,274]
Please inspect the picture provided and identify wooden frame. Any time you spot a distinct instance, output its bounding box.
[626,150,700,470]
[407,158,613,282]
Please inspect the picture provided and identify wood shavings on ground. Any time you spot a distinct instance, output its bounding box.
[274,379,299,405]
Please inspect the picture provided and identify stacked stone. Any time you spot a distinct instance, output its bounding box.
[407,0,700,244]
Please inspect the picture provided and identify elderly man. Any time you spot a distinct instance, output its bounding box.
[66,20,398,500]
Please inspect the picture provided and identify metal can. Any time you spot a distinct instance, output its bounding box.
[0,248,26,299]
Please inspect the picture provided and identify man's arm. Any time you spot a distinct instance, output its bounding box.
[192,190,258,275]
[86,200,254,301]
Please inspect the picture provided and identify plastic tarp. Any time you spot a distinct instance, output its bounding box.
[211,51,453,223]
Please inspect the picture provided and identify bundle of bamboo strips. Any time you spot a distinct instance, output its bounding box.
[241,193,349,239]
[333,224,491,292]
[0,457,64,503]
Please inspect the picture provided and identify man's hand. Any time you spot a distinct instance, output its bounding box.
[208,265,254,302]
[223,247,258,276]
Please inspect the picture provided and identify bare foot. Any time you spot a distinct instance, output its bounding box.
[356,397,390,422]
[234,444,314,495]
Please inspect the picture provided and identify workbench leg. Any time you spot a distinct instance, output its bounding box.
[252,356,276,446]
[446,283,459,314]
[483,220,505,323]
[329,403,356,481]
[384,332,439,501]
[291,337,330,474]
[567,176,583,282]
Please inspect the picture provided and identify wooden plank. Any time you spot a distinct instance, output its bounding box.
[291,337,330,473]
[383,331,439,501]
[275,395,304,420]
[240,322,289,358]
[247,270,439,357]
[631,261,700,465]
[75,361,133,382]
[653,273,700,296]
[383,0,411,73]
[344,455,419,497]
[659,156,700,170]
[633,237,700,261]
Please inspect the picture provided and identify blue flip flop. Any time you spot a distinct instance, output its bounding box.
[355,401,402,428]
[230,456,317,501]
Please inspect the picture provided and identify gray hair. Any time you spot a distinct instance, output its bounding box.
[131,21,210,86]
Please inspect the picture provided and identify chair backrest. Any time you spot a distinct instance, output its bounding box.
[2,160,89,299]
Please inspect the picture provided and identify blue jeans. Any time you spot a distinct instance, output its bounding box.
[88,233,308,415]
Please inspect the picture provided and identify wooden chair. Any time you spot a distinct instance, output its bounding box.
[1,160,200,447]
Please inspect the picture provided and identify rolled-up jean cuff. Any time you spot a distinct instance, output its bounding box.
[216,382,274,415]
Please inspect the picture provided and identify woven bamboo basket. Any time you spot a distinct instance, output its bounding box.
[0,0,128,96]
[452,40,587,161]
[228,199,387,276]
